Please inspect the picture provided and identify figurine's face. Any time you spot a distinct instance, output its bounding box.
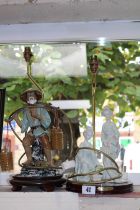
[83,126,93,140]
[102,107,113,120]
[102,109,112,119]
[27,92,37,105]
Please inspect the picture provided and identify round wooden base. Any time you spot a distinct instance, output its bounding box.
[66,180,133,194]
[10,175,66,192]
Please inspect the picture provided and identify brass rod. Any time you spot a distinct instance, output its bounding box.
[24,47,44,100]
[27,61,44,100]
[89,55,98,149]
[92,73,97,149]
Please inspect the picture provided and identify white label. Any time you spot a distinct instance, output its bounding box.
[82,185,96,195]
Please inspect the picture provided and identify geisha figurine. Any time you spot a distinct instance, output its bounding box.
[101,106,120,179]
[75,126,100,182]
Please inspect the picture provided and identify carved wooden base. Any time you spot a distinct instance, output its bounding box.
[10,175,66,192]
[66,180,133,194]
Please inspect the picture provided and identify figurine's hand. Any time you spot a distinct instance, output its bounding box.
[29,107,40,120]
[31,113,42,121]
[29,107,43,121]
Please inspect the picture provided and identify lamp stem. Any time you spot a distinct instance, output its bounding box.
[92,73,97,149]
[89,55,98,149]
[24,47,44,99]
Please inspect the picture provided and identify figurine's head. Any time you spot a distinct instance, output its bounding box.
[101,106,113,120]
[83,126,93,141]
[20,88,42,104]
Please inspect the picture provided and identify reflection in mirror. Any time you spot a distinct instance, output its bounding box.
[0,43,87,78]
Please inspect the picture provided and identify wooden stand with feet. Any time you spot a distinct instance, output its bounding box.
[10,174,65,192]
